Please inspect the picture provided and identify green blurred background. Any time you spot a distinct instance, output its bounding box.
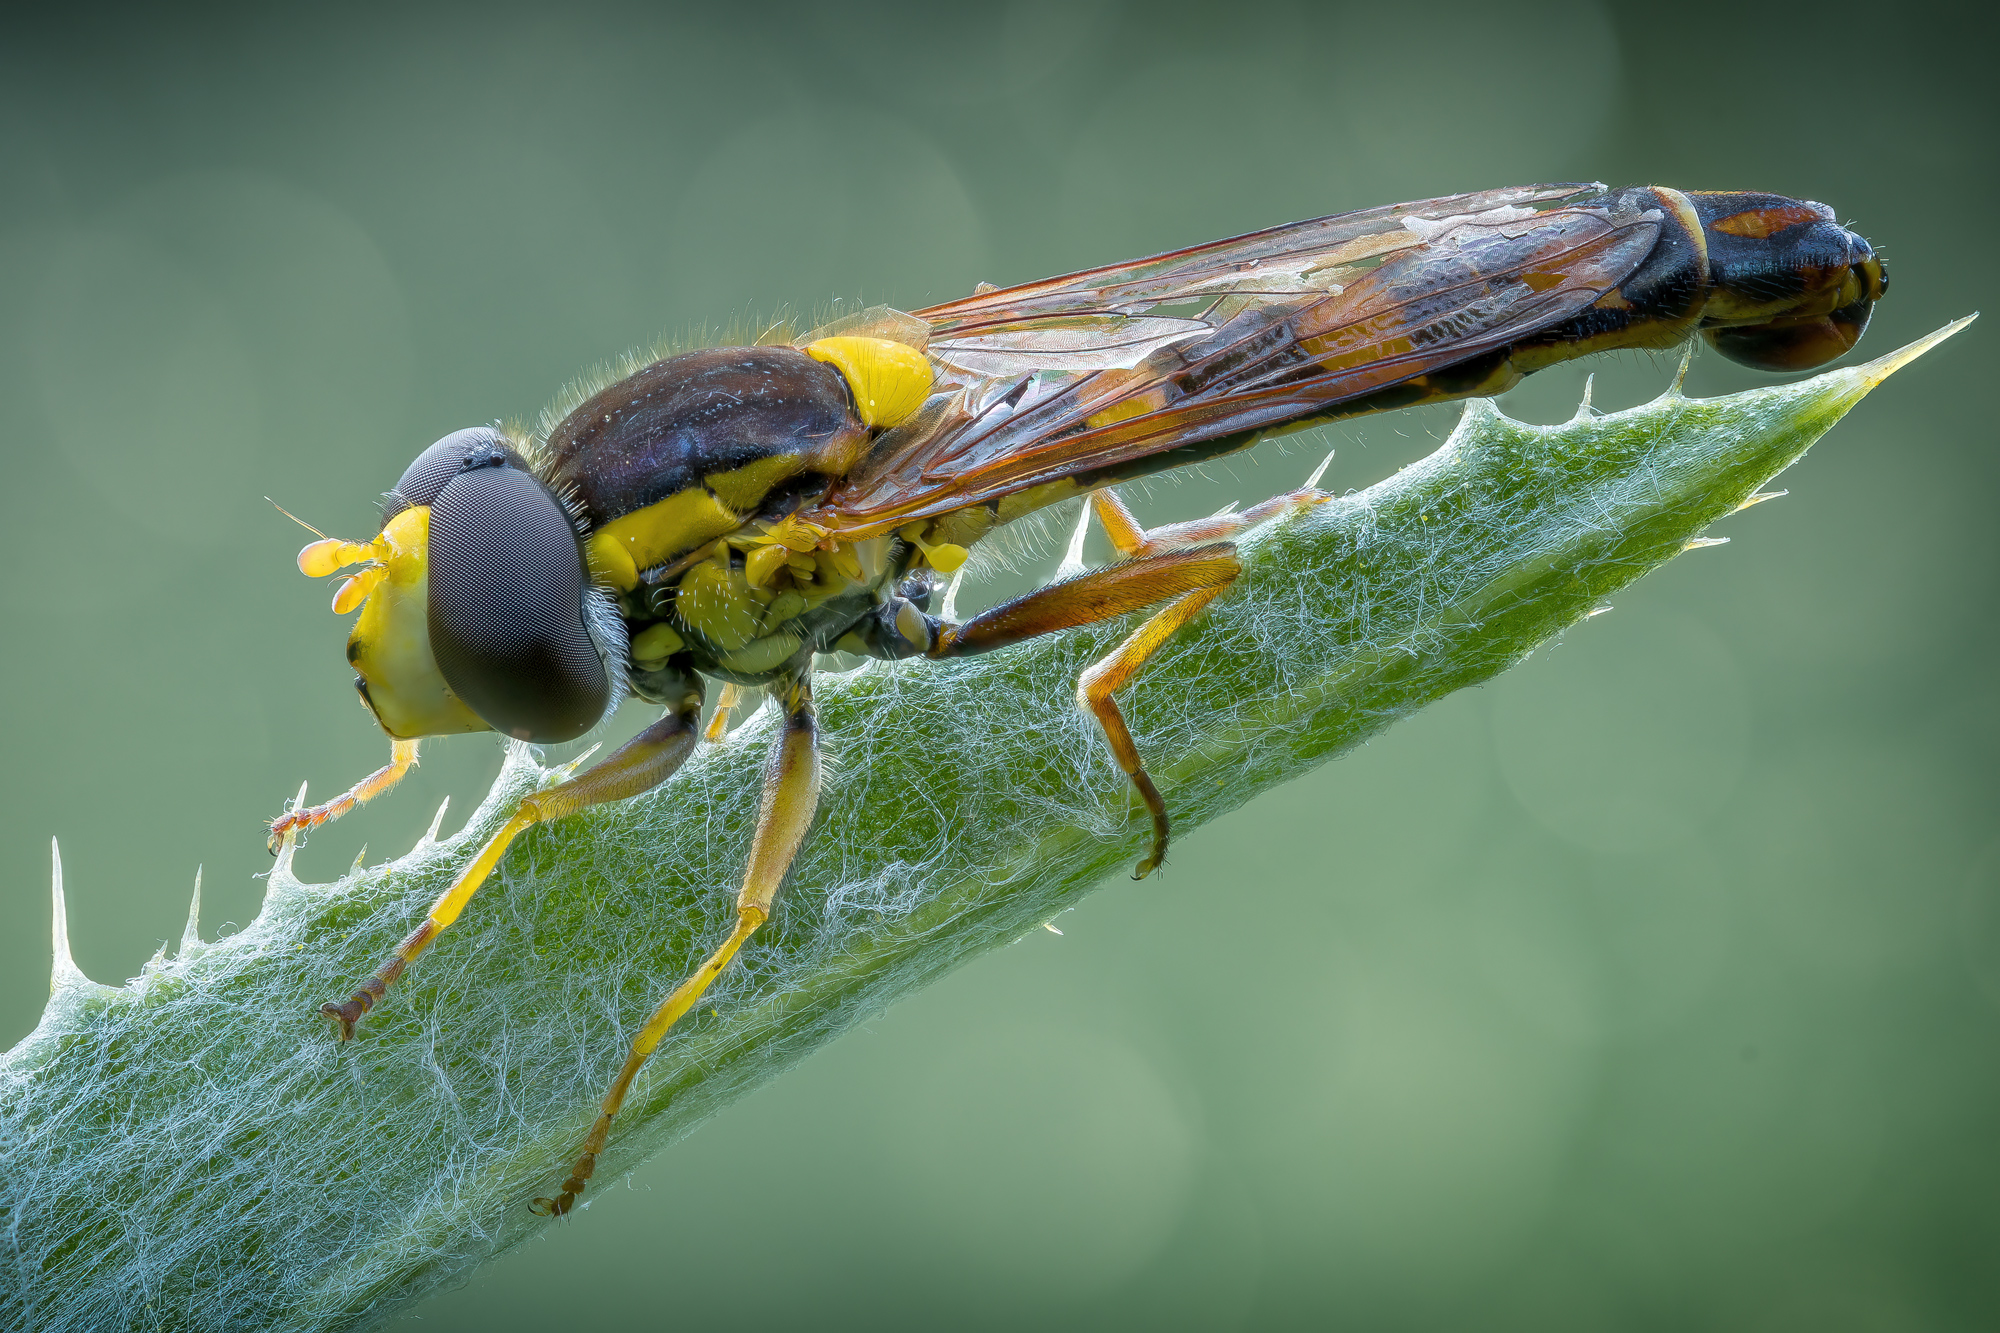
[3,1,1995,1327]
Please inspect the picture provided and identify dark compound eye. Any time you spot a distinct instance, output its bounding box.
[382,427,522,527]
[1703,303,1873,372]
[426,464,609,742]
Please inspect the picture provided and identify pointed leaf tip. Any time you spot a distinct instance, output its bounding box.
[941,566,965,620]
[1570,373,1597,421]
[1304,448,1337,489]
[1735,489,1788,513]
[1856,314,1977,387]
[555,744,602,781]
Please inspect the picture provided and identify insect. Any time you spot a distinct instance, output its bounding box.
[281,182,1885,1216]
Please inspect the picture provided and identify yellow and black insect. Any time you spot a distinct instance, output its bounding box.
[281,182,1886,1216]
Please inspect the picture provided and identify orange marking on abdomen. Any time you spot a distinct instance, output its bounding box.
[1710,205,1824,239]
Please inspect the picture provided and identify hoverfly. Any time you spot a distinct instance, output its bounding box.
[281,182,1886,1217]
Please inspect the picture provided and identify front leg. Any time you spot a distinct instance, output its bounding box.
[320,670,705,1039]
[268,739,421,853]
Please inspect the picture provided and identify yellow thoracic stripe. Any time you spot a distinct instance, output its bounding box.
[706,453,806,511]
[587,488,742,591]
[587,455,843,592]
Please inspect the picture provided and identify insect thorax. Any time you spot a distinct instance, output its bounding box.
[622,538,911,696]
[537,343,941,697]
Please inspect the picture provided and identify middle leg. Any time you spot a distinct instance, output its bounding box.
[1078,483,1336,871]
[533,667,822,1217]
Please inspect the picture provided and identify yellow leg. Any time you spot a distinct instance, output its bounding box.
[918,545,1241,877]
[1090,488,1147,556]
[1073,488,1343,873]
[1091,483,1330,561]
[321,681,705,1039]
[704,682,742,743]
[268,739,420,853]
[1073,488,1340,874]
[926,484,1328,877]
[1077,580,1235,877]
[928,545,1240,658]
[1126,485,1331,559]
[535,671,821,1218]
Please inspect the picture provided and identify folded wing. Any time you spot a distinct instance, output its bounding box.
[803,183,1662,536]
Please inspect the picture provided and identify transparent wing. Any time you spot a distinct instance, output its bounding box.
[915,182,1598,337]
[803,184,1662,536]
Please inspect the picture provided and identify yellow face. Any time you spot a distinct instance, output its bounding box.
[325,507,489,739]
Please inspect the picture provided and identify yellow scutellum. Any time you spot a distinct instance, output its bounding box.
[804,336,934,429]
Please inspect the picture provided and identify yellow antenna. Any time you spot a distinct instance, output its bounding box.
[268,496,380,581]
[266,497,330,541]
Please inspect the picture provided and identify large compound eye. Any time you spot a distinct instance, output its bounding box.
[426,465,609,742]
[1695,211,1887,373]
[382,427,518,528]
[1703,298,1874,371]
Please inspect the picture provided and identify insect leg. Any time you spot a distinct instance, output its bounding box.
[1070,484,1334,873]
[534,670,820,1218]
[1075,580,1234,877]
[920,546,1241,877]
[924,545,1238,657]
[268,738,421,853]
[1089,488,1148,556]
[1119,485,1332,559]
[319,675,705,1040]
[704,682,742,743]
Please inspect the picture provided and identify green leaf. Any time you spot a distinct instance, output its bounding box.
[0,320,1969,1331]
